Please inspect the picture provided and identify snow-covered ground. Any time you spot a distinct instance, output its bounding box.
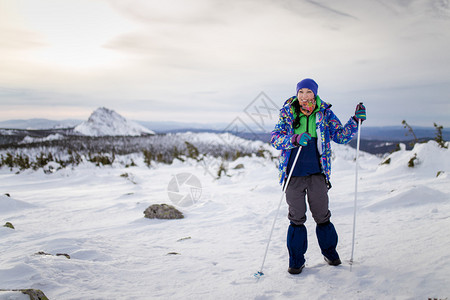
[1,140,449,299]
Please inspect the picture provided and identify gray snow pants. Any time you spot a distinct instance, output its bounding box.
[285,174,331,225]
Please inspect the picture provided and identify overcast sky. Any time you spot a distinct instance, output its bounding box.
[0,0,449,128]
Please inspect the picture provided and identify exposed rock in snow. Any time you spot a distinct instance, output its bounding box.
[74,107,155,136]
[0,289,49,300]
[143,204,184,219]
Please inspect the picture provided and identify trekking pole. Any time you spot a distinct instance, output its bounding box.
[255,146,302,278]
[350,104,363,269]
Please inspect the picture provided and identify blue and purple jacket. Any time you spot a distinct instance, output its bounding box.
[271,95,359,185]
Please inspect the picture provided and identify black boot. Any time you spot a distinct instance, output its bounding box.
[288,264,305,274]
[324,256,341,266]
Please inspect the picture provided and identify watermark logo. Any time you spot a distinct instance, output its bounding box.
[198,156,224,179]
[167,173,202,207]
[163,92,280,182]
[244,91,279,131]
[201,91,280,179]
[220,117,255,145]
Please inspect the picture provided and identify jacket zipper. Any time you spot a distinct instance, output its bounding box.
[306,115,310,135]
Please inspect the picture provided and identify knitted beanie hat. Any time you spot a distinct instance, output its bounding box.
[296,78,318,97]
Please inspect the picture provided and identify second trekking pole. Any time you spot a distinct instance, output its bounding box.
[350,104,363,269]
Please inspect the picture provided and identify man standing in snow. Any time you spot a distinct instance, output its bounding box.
[271,78,366,274]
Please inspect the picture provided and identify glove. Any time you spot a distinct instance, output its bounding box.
[291,132,311,147]
[353,103,366,123]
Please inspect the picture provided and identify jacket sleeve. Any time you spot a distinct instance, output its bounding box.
[270,108,296,150]
[326,109,358,144]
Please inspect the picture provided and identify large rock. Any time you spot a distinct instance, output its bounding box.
[143,204,184,220]
[0,289,48,300]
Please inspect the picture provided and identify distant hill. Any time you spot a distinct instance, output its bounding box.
[359,126,450,141]
[74,107,155,136]
[1,114,448,155]
[1,117,447,141]
[1,115,447,137]
[0,118,81,129]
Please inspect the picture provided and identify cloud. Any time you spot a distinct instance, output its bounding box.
[0,0,449,126]
[0,28,44,52]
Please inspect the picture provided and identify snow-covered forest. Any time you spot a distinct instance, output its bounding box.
[0,132,272,177]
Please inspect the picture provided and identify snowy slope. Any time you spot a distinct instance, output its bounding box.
[74,107,155,136]
[0,140,449,299]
